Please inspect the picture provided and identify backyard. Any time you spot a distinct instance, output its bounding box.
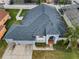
[5,9,19,29]
[5,9,29,29]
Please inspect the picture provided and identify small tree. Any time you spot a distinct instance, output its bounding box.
[36,0,43,4]
[65,27,79,50]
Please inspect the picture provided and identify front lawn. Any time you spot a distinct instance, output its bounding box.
[33,50,79,59]
[0,40,7,59]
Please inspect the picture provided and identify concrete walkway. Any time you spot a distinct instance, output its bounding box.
[2,45,33,59]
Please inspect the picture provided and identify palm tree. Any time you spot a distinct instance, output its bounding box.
[65,27,79,50]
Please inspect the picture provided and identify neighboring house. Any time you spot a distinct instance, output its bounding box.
[9,0,54,4]
[0,0,72,5]
[0,10,9,39]
[5,4,67,46]
[45,0,54,3]
[62,4,79,27]
[0,0,5,3]
[10,0,38,4]
[0,0,68,5]
[72,0,79,4]
[0,0,10,4]
[46,0,71,4]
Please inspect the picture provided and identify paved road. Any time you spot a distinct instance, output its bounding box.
[2,45,33,59]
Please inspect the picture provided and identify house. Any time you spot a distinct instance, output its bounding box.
[0,0,62,5]
[0,0,10,4]
[0,0,72,5]
[62,4,79,27]
[5,4,67,46]
[72,0,79,4]
[0,10,9,25]
[0,10,9,39]
[10,0,37,4]
[9,0,54,4]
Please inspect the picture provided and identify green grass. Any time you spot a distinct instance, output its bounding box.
[0,40,7,59]
[33,50,79,59]
[5,9,29,29]
[5,9,19,29]
[20,9,29,16]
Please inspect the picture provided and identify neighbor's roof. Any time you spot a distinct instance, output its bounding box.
[5,4,67,41]
[11,0,37,4]
[63,4,79,26]
[0,25,5,31]
[0,10,8,21]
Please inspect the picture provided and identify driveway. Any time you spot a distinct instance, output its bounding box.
[2,44,33,59]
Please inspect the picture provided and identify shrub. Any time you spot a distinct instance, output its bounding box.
[57,40,64,46]
[35,42,46,47]
[0,40,7,48]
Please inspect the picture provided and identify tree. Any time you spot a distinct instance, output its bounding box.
[59,0,65,4]
[65,27,79,50]
[36,0,43,4]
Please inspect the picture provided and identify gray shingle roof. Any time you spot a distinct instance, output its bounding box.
[63,4,79,26]
[5,4,67,41]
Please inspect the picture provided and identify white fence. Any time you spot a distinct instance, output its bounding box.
[16,9,23,20]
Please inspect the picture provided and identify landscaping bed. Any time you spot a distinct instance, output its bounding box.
[35,43,46,47]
